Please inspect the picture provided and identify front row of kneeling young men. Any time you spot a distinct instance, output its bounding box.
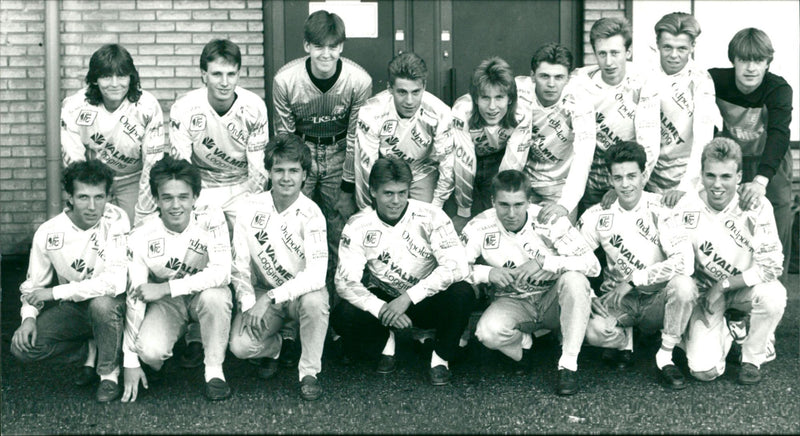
[11,136,785,403]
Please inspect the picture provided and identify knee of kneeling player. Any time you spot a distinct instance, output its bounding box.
[299,290,330,316]
[557,272,591,298]
[87,295,124,321]
[690,367,722,382]
[751,282,787,316]
[196,287,233,312]
[666,275,698,303]
[10,342,38,362]
[583,317,612,346]
[474,319,511,349]
[228,333,259,360]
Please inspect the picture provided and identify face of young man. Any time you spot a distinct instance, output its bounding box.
[658,32,694,75]
[593,34,630,86]
[702,159,741,211]
[203,59,240,112]
[303,40,344,80]
[370,180,409,222]
[532,61,570,107]
[156,179,197,233]
[609,161,645,210]
[389,78,425,119]
[493,189,529,233]
[269,157,306,204]
[96,74,131,111]
[476,84,510,126]
[733,57,769,94]
[66,181,108,230]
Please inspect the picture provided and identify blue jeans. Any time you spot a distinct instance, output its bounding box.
[11,295,126,376]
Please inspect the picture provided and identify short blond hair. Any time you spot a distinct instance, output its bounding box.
[701,137,742,172]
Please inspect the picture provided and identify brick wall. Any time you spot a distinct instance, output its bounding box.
[0,0,265,255]
[583,0,628,65]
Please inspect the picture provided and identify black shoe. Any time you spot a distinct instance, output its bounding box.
[256,358,279,380]
[96,380,121,403]
[601,349,633,369]
[75,366,98,386]
[738,363,761,385]
[513,349,533,376]
[659,364,687,390]
[300,375,322,401]
[376,354,396,374]
[557,368,579,396]
[279,339,300,369]
[180,342,204,369]
[428,365,452,386]
[727,342,742,365]
[204,378,231,401]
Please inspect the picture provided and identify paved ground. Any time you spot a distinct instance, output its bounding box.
[1,255,798,434]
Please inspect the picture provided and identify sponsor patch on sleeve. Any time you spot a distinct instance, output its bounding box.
[596,214,613,231]
[147,238,165,258]
[189,114,207,131]
[251,212,268,229]
[682,211,699,229]
[380,120,398,137]
[363,230,381,247]
[45,233,64,250]
[483,232,500,249]
[76,110,97,126]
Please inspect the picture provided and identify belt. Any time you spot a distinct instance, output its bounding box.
[296,131,347,145]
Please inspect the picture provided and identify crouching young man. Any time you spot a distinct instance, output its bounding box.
[678,138,786,385]
[579,141,697,390]
[463,170,600,395]
[227,134,330,401]
[11,160,130,403]
[332,157,475,386]
[122,155,233,402]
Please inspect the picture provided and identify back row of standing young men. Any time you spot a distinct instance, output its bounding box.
[12,10,791,404]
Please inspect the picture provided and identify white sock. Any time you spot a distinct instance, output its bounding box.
[381,331,396,356]
[458,337,469,348]
[204,366,225,382]
[431,350,448,369]
[558,353,578,372]
[99,367,119,382]
[84,339,97,367]
[655,346,674,370]
[520,332,533,350]
[623,327,634,351]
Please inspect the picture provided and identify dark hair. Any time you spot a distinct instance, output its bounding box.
[605,141,647,173]
[62,159,115,198]
[701,137,742,172]
[727,27,774,64]
[200,39,241,72]
[590,17,633,51]
[388,52,428,86]
[530,42,573,73]
[149,155,202,199]
[654,12,701,43]
[264,133,311,173]
[469,57,518,130]
[490,170,531,199]
[304,10,346,46]
[368,157,413,191]
[84,44,142,106]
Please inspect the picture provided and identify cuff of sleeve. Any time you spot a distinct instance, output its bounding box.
[272,288,291,305]
[51,284,72,301]
[405,286,428,305]
[169,281,189,298]
[542,255,561,274]
[457,207,471,218]
[240,294,256,313]
[340,180,355,193]
[631,270,647,287]
[473,265,493,284]
[432,199,445,209]
[366,298,385,319]
[741,269,762,288]
[124,352,141,368]
[21,305,39,321]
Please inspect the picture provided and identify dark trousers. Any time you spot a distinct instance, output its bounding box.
[331,281,476,362]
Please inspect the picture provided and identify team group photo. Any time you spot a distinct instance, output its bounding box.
[0,0,798,433]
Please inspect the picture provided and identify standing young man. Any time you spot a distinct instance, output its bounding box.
[678,138,785,385]
[122,156,233,402]
[344,52,455,211]
[709,28,794,287]
[11,160,130,403]
[228,134,330,401]
[169,39,269,231]
[61,44,165,226]
[579,141,696,390]
[569,17,660,214]
[332,157,475,386]
[647,12,720,207]
[463,170,600,395]
[273,11,372,325]
[500,43,596,223]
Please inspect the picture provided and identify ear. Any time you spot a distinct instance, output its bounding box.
[736,171,742,185]
[303,41,312,54]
